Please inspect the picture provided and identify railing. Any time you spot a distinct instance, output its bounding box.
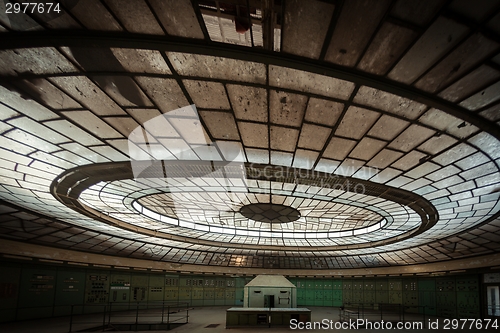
[339,303,427,325]
[68,301,189,332]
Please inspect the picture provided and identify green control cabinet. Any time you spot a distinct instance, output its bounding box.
[0,261,489,323]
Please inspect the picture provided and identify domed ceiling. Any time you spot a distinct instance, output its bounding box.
[0,0,499,273]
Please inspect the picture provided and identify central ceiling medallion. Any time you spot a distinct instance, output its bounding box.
[239,203,301,223]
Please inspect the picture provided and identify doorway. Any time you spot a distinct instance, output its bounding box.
[264,295,275,308]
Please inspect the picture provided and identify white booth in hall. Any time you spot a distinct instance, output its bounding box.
[243,275,297,308]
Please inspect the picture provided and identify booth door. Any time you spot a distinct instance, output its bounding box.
[264,295,275,308]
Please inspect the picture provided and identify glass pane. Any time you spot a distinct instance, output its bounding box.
[487,286,500,316]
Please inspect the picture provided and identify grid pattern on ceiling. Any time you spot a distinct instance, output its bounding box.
[0,0,499,269]
[0,44,498,266]
[48,158,442,253]
[0,0,499,123]
[79,178,420,247]
[1,43,497,264]
[1,201,500,269]
[49,160,439,252]
[135,191,385,231]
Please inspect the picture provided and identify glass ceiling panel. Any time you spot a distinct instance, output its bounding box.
[76,176,426,247]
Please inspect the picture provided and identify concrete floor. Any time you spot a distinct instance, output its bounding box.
[0,306,496,333]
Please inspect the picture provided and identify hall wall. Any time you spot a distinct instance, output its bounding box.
[0,261,481,323]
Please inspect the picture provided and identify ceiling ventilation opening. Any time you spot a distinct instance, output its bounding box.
[198,0,282,51]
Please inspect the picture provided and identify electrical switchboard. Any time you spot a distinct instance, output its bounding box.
[131,275,148,302]
[0,261,491,324]
[364,280,376,304]
[18,268,56,320]
[147,275,164,301]
[456,276,480,318]
[110,273,131,312]
[54,270,85,316]
[85,272,109,304]
[436,279,457,318]
[403,280,418,312]
[0,266,20,322]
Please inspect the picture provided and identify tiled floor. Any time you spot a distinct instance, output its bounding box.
[0,306,496,333]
